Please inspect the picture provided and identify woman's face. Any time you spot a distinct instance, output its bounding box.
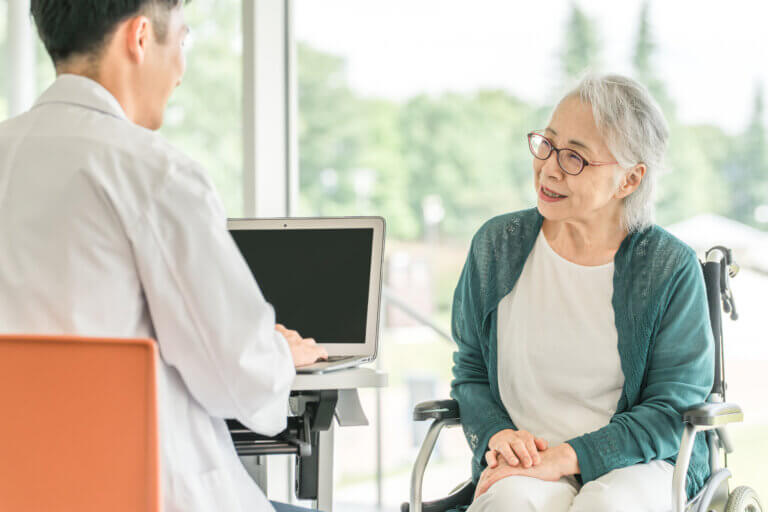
[533,96,624,227]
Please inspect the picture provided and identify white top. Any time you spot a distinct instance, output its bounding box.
[0,75,295,512]
[497,230,624,446]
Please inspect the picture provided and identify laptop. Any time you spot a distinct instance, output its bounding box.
[228,217,385,373]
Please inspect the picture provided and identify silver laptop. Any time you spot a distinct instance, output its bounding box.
[228,217,385,373]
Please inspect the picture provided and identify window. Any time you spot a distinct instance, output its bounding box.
[295,1,768,509]
[159,0,243,216]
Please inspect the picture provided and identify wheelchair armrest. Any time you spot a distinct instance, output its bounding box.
[673,403,743,512]
[401,480,475,512]
[683,402,743,427]
[413,399,460,422]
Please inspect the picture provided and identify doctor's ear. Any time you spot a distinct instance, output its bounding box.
[615,163,647,199]
[124,16,152,64]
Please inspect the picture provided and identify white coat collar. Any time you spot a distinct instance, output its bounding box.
[34,74,129,121]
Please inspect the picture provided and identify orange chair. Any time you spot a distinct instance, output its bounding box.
[0,335,160,512]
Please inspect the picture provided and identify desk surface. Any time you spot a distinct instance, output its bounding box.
[292,367,387,391]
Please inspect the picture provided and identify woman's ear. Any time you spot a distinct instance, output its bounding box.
[616,163,647,199]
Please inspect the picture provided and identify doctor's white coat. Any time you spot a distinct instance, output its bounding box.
[0,75,295,511]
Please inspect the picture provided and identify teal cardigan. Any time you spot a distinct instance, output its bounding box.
[450,208,714,500]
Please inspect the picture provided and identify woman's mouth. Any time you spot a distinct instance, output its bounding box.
[539,186,568,202]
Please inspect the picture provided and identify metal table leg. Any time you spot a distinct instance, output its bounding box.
[316,422,335,512]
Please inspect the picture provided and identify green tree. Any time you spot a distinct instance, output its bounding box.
[633,1,654,82]
[560,3,601,82]
[297,42,547,241]
[723,84,767,225]
[749,85,768,216]
[159,0,243,215]
[631,0,672,113]
[297,43,417,238]
[629,0,728,225]
[656,121,733,225]
[35,35,56,95]
[399,90,544,239]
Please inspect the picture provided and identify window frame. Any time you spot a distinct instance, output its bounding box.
[6,0,37,117]
[242,0,295,218]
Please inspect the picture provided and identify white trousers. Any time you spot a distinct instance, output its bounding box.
[467,460,674,512]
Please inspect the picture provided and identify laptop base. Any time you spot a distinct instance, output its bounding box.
[296,356,368,374]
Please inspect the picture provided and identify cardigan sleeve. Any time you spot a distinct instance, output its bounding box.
[450,241,517,481]
[567,250,714,487]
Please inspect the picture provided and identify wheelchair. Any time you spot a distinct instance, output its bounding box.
[403,246,763,512]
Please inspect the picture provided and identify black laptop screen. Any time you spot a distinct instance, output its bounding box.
[230,228,373,344]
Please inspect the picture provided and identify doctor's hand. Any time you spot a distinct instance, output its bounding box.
[475,443,579,499]
[275,324,328,368]
[486,428,549,469]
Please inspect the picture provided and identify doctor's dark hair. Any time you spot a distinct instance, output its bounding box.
[30,0,188,65]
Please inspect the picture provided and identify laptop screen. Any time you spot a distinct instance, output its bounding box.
[230,228,373,344]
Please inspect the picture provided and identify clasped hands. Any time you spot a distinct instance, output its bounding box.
[475,429,580,499]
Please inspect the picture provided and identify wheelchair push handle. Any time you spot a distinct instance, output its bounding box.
[705,246,738,321]
[703,246,739,400]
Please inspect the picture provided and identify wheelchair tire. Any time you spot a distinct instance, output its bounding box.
[726,486,762,512]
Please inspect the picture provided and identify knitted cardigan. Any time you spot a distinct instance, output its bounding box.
[450,208,713,504]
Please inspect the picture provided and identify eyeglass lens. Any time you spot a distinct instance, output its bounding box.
[529,134,584,174]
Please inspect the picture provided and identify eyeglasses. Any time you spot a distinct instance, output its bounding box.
[527,131,617,176]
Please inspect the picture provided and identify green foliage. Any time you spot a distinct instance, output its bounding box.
[631,0,673,113]
[633,1,654,81]
[560,3,601,81]
[159,0,243,215]
[628,0,734,226]
[35,38,55,95]
[298,40,547,240]
[297,2,767,239]
[657,121,733,225]
[398,91,542,239]
[298,44,413,231]
[722,85,768,225]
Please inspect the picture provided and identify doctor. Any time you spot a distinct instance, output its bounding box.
[0,1,326,511]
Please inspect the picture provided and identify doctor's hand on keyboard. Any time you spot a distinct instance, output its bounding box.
[275,324,329,368]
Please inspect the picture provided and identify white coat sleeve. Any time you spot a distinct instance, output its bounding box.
[129,159,295,436]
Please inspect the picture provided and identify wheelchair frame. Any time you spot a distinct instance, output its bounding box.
[404,246,757,512]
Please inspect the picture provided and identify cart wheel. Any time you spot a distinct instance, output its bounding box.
[726,486,762,512]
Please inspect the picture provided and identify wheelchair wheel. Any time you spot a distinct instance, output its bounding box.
[726,486,762,512]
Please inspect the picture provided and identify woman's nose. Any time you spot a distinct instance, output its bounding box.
[540,151,564,181]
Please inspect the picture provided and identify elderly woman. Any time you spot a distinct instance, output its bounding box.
[452,74,714,512]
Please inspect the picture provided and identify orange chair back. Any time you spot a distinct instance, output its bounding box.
[0,335,160,512]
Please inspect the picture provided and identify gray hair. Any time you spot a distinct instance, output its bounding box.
[561,74,669,233]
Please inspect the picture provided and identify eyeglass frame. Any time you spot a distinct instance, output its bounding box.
[527,130,617,176]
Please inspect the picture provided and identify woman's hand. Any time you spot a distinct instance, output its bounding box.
[276,324,328,368]
[486,429,549,468]
[475,443,579,499]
